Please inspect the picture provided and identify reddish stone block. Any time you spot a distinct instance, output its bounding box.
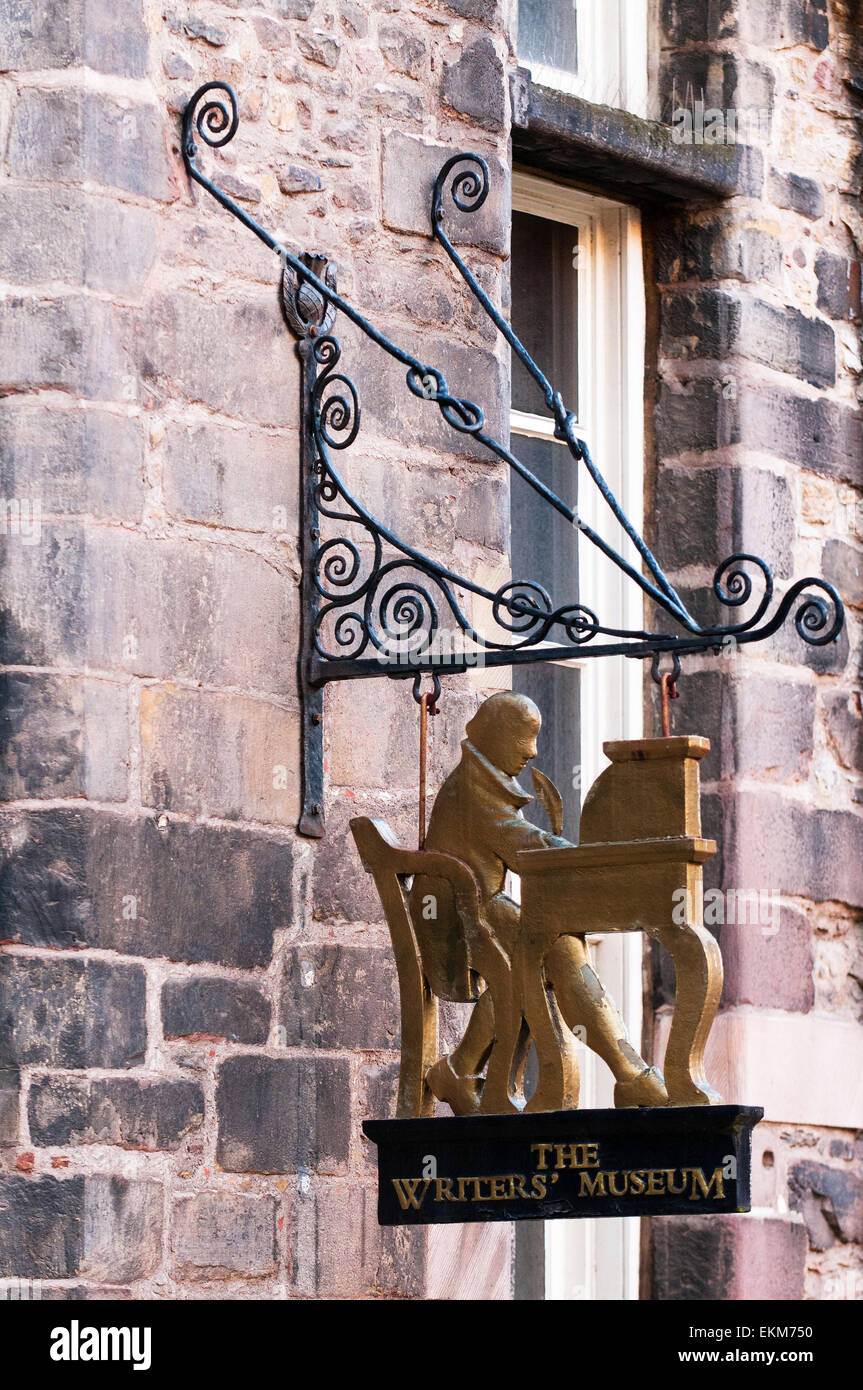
[720,902,814,1012]
[649,1214,807,1299]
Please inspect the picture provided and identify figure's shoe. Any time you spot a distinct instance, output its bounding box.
[426,1056,484,1116]
[614,1065,668,1108]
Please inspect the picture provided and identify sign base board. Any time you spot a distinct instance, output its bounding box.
[363,1104,763,1225]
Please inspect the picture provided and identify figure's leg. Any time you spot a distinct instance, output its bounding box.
[426,992,494,1115]
[428,894,524,1116]
[545,935,668,1106]
[451,990,495,1075]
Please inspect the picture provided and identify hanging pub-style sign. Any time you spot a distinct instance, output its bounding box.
[177,81,846,1225]
[356,690,761,1225]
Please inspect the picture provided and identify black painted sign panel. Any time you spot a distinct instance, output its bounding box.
[363,1105,763,1225]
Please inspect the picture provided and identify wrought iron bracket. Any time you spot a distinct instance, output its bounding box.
[180,83,845,838]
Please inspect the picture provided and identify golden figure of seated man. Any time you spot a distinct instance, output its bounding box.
[409,691,669,1116]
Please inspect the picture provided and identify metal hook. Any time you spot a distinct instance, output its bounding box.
[651,653,681,738]
[650,651,681,687]
[411,672,441,715]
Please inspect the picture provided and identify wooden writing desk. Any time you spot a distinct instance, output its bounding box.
[487,738,724,1113]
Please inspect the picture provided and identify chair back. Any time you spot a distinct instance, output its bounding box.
[350,816,485,1117]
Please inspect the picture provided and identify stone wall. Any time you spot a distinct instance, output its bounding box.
[0,0,515,1299]
[647,0,863,1300]
[1,0,860,1303]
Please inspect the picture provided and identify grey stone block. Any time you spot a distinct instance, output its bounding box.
[80,1176,162,1283]
[0,404,146,520]
[768,169,824,220]
[661,288,835,389]
[0,1176,84,1279]
[7,89,174,202]
[171,1193,277,1278]
[0,0,149,77]
[162,977,270,1043]
[0,807,292,968]
[822,538,863,606]
[0,187,157,296]
[217,1055,350,1174]
[0,672,129,802]
[0,957,146,1069]
[279,946,399,1050]
[28,1075,205,1150]
[382,130,508,252]
[442,36,506,130]
[139,291,299,427]
[0,297,136,401]
[379,23,426,77]
[0,526,296,696]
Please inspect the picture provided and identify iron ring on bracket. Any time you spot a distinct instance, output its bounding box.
[412,672,442,710]
[651,651,681,686]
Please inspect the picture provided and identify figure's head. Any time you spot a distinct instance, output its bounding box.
[465,691,542,778]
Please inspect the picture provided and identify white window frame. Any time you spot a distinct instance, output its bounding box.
[511,170,646,1302]
[518,0,649,118]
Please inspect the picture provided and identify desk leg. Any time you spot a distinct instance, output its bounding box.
[649,916,724,1106]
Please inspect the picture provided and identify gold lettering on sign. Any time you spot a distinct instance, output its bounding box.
[434,1177,460,1202]
[390,1160,728,1210]
[553,1142,600,1170]
[532,1140,601,1170]
[579,1171,606,1197]
[391,1178,431,1211]
[647,1169,666,1196]
[688,1166,725,1201]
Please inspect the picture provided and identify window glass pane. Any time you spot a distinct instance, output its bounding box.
[511,211,578,417]
[512,662,581,842]
[509,435,577,605]
[509,435,580,842]
[518,0,578,76]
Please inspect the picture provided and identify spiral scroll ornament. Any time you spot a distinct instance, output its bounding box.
[784,579,844,647]
[710,554,774,633]
[492,581,552,637]
[182,82,239,164]
[432,153,490,224]
[312,337,360,449]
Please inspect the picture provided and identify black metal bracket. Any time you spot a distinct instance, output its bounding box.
[180,83,845,838]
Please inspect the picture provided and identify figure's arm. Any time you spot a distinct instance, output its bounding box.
[490,808,571,874]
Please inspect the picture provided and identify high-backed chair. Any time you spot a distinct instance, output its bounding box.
[350,817,514,1118]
